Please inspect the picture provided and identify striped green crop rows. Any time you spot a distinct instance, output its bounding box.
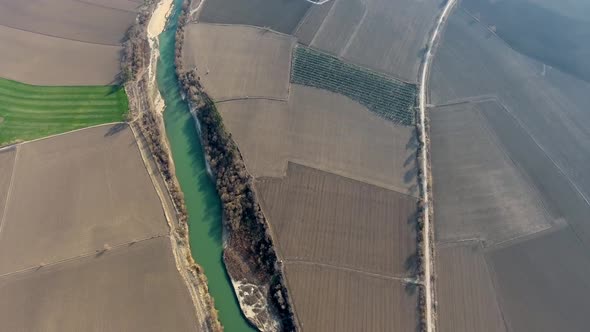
[291,46,417,125]
[0,78,128,146]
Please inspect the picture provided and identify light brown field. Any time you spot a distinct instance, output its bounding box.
[430,102,553,245]
[0,237,200,332]
[219,85,418,196]
[298,0,440,82]
[257,162,417,277]
[436,242,506,332]
[0,25,123,85]
[183,23,295,101]
[0,0,136,45]
[285,262,418,332]
[0,124,167,274]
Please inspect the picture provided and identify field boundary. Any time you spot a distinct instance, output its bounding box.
[257,159,419,199]
[0,121,125,149]
[0,145,18,239]
[0,235,165,280]
[0,22,123,47]
[187,21,297,40]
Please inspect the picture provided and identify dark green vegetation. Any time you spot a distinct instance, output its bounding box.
[0,78,127,146]
[463,0,590,83]
[291,46,417,125]
[158,0,256,330]
[198,0,310,34]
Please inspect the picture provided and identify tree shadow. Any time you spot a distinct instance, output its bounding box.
[406,132,419,150]
[405,252,418,274]
[404,167,417,184]
[104,123,127,137]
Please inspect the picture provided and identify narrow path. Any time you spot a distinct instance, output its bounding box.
[285,259,419,284]
[418,1,457,331]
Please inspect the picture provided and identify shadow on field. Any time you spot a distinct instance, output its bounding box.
[405,131,419,150]
[105,83,123,96]
[404,167,417,184]
[405,252,418,275]
[104,123,127,137]
[405,280,417,295]
[403,152,416,167]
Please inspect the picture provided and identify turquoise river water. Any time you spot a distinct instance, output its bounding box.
[156,0,256,330]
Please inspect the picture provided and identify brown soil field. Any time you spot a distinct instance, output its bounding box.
[198,0,311,34]
[430,102,553,245]
[0,25,123,85]
[257,162,417,277]
[219,84,418,195]
[0,147,16,223]
[0,237,200,332]
[487,227,590,332]
[430,9,590,203]
[436,242,506,332]
[0,0,136,45]
[480,97,590,248]
[306,0,366,56]
[0,124,167,274]
[284,262,418,332]
[82,0,141,12]
[297,0,440,82]
[183,23,294,101]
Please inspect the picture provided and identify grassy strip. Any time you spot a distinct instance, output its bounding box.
[291,46,417,125]
[0,77,128,146]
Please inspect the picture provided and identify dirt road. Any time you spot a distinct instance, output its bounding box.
[418,0,457,331]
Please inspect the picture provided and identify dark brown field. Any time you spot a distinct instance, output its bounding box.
[198,0,311,34]
[285,263,418,332]
[0,125,167,274]
[257,162,417,277]
[487,227,590,332]
[436,243,506,332]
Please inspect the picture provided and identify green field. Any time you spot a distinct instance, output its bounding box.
[291,46,417,125]
[0,78,128,146]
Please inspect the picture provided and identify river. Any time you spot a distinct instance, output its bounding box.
[155,0,256,330]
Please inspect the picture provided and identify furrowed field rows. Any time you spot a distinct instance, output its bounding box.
[0,77,128,145]
[291,46,417,125]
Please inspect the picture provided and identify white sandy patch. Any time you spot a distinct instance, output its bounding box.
[148,0,173,39]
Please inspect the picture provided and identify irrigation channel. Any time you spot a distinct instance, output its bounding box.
[156,0,256,330]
